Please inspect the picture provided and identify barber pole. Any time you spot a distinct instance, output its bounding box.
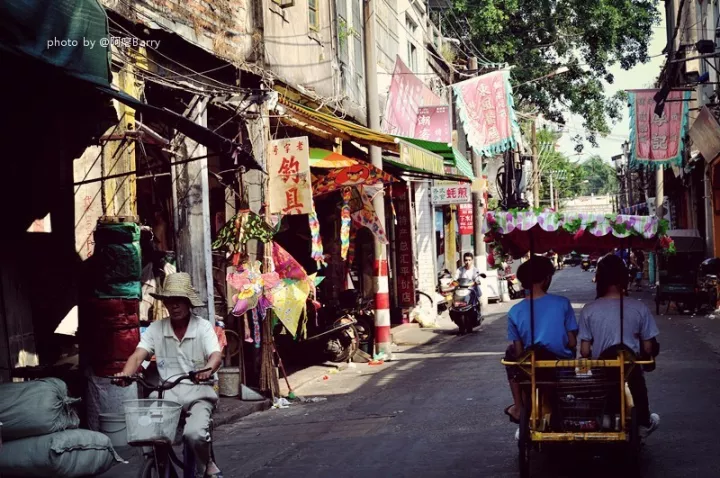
[374,258,392,358]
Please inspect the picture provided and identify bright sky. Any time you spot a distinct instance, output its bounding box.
[556,5,667,164]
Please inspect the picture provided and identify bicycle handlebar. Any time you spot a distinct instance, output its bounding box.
[105,368,213,392]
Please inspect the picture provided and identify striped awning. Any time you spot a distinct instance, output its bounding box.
[394,137,475,180]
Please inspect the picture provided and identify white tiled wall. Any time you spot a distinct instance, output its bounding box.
[414,182,437,308]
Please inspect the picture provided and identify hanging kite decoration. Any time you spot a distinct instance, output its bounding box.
[340,187,352,260]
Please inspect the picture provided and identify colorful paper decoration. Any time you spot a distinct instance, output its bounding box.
[212,211,277,252]
[270,279,311,338]
[309,195,326,267]
[272,241,309,281]
[351,187,389,244]
[340,187,352,260]
[312,163,397,196]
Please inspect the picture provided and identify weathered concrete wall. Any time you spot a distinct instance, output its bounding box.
[262,0,336,100]
[101,0,255,64]
[262,0,365,121]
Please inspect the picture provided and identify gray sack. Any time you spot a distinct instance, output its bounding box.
[0,429,123,477]
[0,378,80,441]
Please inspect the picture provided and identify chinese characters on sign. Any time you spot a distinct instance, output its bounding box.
[393,183,415,308]
[628,90,689,166]
[383,56,445,137]
[431,183,472,205]
[268,137,312,215]
[414,105,451,143]
[452,70,517,157]
[458,203,474,235]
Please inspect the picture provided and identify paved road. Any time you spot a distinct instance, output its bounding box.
[111,266,720,477]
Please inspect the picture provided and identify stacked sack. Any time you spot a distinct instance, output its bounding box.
[79,220,142,431]
[0,379,122,477]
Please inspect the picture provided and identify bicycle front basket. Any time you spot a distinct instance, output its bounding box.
[123,399,182,444]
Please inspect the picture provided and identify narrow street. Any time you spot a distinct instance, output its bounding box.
[180,265,719,477]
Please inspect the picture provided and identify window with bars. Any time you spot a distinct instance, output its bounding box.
[308,0,319,30]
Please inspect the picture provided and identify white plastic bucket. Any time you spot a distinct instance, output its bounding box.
[99,413,128,448]
[218,367,240,397]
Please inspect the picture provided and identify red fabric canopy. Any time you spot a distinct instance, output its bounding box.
[495,225,659,259]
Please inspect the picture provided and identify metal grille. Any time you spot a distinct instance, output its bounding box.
[554,367,617,432]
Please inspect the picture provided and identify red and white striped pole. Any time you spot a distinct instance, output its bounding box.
[374,258,391,358]
[364,0,391,359]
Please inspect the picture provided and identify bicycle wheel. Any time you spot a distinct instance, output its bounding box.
[139,457,158,478]
[140,450,181,478]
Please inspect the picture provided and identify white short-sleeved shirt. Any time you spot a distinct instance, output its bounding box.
[138,315,221,384]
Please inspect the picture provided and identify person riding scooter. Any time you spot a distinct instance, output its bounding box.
[581,255,591,271]
[450,253,486,334]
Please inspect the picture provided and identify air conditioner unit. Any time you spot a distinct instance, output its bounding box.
[679,44,701,83]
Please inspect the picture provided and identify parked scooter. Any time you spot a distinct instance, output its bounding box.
[449,274,486,334]
[437,269,455,313]
[504,273,525,300]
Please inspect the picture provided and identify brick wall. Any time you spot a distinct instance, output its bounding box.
[414,182,437,307]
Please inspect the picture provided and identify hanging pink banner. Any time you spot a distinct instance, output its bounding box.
[383,56,444,137]
[414,105,451,143]
[628,89,690,168]
[452,70,518,157]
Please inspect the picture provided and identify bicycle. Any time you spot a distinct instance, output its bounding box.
[109,370,220,478]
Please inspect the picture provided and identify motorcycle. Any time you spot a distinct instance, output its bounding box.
[581,256,591,272]
[449,274,486,335]
[504,273,525,300]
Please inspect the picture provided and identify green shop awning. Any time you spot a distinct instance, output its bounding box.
[0,0,112,87]
[383,157,471,183]
[395,137,475,180]
[0,0,265,172]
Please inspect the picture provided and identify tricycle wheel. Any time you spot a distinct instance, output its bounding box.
[625,407,642,468]
[518,406,531,478]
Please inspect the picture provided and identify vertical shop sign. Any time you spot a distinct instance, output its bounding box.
[458,203,474,235]
[268,137,312,215]
[394,183,416,308]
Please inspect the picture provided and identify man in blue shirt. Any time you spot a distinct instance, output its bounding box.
[504,255,578,424]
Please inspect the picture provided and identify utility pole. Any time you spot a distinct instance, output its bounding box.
[364,0,390,358]
[531,121,539,208]
[468,57,488,307]
[549,173,555,210]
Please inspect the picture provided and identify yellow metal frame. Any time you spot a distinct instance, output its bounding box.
[502,350,654,443]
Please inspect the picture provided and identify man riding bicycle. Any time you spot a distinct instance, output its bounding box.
[114,272,223,478]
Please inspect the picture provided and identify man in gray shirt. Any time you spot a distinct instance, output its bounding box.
[579,254,660,437]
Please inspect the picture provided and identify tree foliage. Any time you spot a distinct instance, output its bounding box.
[533,129,618,204]
[445,0,660,146]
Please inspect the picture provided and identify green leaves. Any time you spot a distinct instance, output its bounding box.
[447,0,660,144]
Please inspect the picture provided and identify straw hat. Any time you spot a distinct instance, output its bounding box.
[150,272,205,307]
